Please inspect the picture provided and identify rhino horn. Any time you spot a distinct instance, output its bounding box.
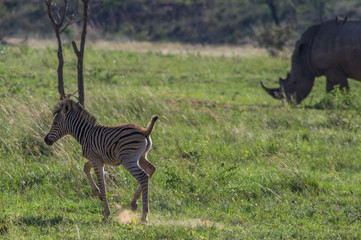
[260,82,284,100]
[279,73,290,85]
[279,77,286,84]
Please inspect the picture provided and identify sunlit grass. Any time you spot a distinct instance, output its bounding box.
[0,42,361,238]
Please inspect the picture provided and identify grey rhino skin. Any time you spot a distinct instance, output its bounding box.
[262,18,361,104]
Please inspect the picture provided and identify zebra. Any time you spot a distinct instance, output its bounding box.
[44,99,158,222]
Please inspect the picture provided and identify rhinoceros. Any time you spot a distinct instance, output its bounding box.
[261,18,361,104]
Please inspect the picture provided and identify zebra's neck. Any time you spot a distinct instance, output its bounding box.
[69,115,96,145]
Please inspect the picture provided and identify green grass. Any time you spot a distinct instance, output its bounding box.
[1,43,361,239]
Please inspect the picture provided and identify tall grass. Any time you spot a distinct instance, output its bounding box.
[0,43,360,239]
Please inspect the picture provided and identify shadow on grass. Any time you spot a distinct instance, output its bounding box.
[18,216,64,227]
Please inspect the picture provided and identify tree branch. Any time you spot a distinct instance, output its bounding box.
[59,13,75,33]
[58,0,69,27]
[71,40,79,56]
[266,0,279,26]
[46,0,58,29]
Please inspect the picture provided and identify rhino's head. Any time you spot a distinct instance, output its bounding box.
[261,41,315,104]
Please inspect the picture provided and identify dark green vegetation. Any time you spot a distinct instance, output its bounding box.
[1,43,361,239]
[3,0,361,46]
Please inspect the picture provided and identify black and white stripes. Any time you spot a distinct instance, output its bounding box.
[44,99,158,222]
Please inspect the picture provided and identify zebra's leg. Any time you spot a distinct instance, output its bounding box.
[83,161,101,198]
[123,159,150,222]
[93,161,111,220]
[131,155,156,211]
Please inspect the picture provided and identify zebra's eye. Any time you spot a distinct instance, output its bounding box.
[53,121,58,126]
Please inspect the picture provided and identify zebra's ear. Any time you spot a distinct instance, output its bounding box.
[61,102,71,115]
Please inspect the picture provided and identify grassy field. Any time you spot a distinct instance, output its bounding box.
[0,42,361,239]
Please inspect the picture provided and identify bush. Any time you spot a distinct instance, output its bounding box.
[253,24,291,56]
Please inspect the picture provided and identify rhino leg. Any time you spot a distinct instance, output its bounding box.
[325,70,349,93]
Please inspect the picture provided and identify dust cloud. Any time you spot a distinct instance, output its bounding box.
[113,202,139,224]
[113,202,225,229]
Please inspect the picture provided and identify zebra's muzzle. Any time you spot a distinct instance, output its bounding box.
[44,135,54,146]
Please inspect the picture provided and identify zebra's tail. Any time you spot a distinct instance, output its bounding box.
[143,115,158,137]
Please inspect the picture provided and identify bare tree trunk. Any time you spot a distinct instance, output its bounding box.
[55,31,66,99]
[46,0,68,100]
[72,0,88,107]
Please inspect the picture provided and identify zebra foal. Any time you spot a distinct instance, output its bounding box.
[44,99,158,222]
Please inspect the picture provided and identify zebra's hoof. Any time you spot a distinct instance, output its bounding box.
[103,209,110,220]
[102,214,109,221]
[141,216,148,223]
[131,200,138,211]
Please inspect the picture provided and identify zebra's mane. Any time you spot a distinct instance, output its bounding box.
[52,99,97,125]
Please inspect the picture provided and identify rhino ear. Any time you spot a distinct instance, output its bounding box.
[298,43,307,55]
